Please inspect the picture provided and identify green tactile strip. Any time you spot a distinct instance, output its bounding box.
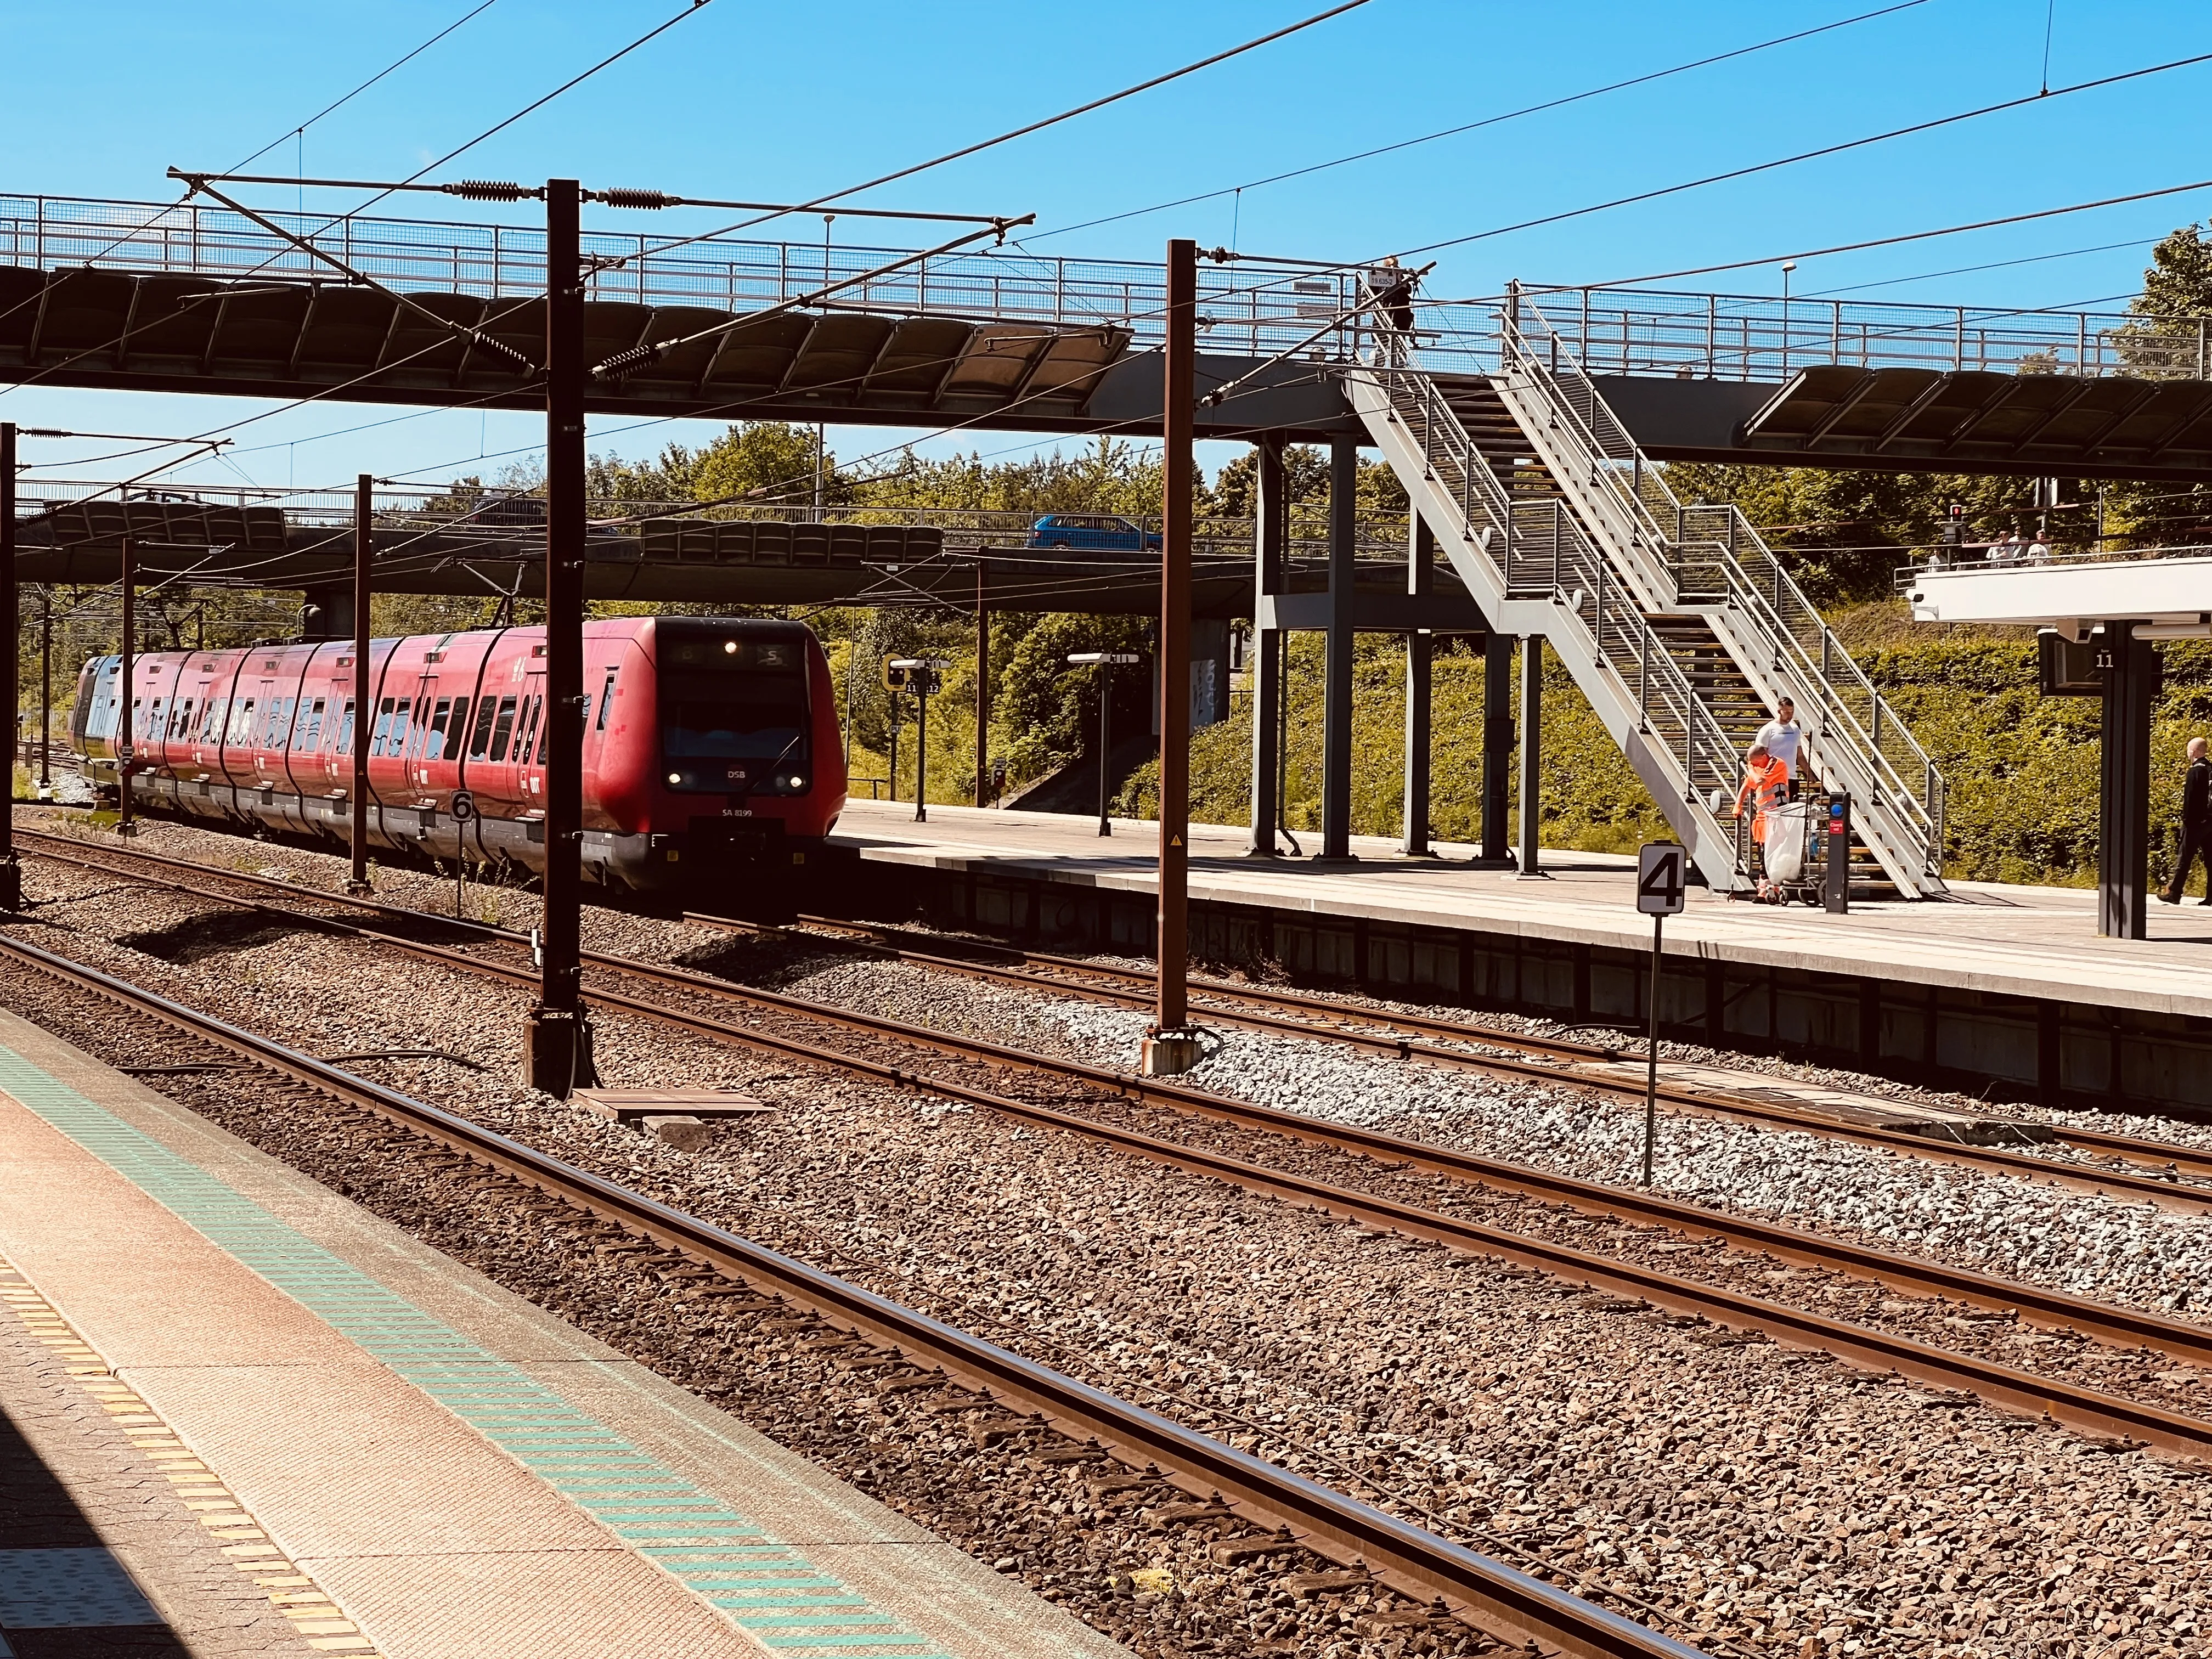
[0,1047,959,1659]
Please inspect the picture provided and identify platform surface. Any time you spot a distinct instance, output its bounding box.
[0,1006,1126,1659]
[833,799,2212,1019]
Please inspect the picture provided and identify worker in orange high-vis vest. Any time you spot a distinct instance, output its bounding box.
[1733,743,1790,844]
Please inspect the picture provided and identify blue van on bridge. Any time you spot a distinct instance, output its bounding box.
[1026,514,1163,553]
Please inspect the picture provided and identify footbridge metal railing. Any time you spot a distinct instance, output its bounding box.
[0,193,1372,361]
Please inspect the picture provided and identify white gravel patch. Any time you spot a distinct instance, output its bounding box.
[1040,1000,2212,1318]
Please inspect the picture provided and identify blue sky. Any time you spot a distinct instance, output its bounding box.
[6,0,2211,493]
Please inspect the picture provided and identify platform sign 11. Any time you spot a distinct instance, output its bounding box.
[1635,843,1687,916]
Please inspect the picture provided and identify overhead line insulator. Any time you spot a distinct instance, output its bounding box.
[596,188,676,210]
[444,179,534,202]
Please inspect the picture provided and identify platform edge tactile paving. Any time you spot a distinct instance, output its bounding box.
[0,1251,377,1655]
[0,1043,979,1659]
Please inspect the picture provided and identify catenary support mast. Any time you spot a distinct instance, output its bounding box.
[525,177,593,1096]
[0,423,18,910]
[1148,238,1198,1071]
[349,473,373,893]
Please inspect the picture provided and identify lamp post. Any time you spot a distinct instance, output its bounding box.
[1780,260,1797,378]
[1068,651,1139,837]
[887,657,948,823]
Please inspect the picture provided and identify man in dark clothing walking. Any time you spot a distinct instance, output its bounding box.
[2158,736,2211,905]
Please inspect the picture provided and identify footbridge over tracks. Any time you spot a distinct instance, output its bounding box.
[13,193,2212,899]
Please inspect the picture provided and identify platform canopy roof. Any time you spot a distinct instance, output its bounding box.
[1905,552,2212,628]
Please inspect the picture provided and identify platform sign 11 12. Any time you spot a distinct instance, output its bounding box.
[1635,843,1687,916]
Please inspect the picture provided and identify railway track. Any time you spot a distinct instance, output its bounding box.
[0,927,1697,1659]
[691,909,2212,1193]
[19,829,2212,1465]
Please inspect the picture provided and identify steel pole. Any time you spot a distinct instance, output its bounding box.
[1642,912,1663,1185]
[1154,237,1197,1048]
[1246,436,1285,856]
[1516,634,1548,879]
[1097,665,1112,837]
[39,588,53,793]
[973,562,990,808]
[1401,513,1434,857]
[0,423,16,909]
[1471,627,1516,868]
[1319,436,1358,861]
[914,684,928,824]
[525,177,592,1096]
[117,537,134,837]
[348,473,373,893]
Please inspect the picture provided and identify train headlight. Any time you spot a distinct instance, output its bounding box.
[723,640,738,655]
[666,771,682,786]
[788,776,804,789]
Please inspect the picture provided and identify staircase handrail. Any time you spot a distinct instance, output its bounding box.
[1361,365,1749,829]
[1499,291,1946,879]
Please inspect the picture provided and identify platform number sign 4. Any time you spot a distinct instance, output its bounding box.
[1637,843,1687,916]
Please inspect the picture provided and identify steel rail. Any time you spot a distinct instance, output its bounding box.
[0,930,1699,1659]
[30,828,2202,1212]
[699,911,2212,1194]
[22,827,2203,1203]
[22,833,2212,1402]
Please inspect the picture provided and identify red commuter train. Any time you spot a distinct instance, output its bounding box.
[71,616,847,893]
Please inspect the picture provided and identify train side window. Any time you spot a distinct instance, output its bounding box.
[513,695,542,766]
[594,668,618,731]
[467,697,499,760]
[227,699,256,745]
[297,699,325,751]
[370,698,396,757]
[443,697,472,760]
[128,698,143,743]
[422,698,453,760]
[487,696,518,762]
[386,699,411,757]
[335,701,354,755]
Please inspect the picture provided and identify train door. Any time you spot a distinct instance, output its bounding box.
[514,665,547,809]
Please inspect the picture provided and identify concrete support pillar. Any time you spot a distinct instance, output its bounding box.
[1516,633,1549,879]
[1401,514,1434,856]
[1319,435,1358,862]
[2100,622,2155,939]
[1473,628,1516,868]
[1246,438,1287,856]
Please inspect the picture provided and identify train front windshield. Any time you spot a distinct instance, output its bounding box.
[659,633,811,791]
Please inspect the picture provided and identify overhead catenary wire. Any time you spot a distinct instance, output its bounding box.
[1373,48,2212,268]
[625,0,1375,262]
[4,1,715,414]
[1024,0,1931,244]
[1585,174,2212,291]
[225,0,505,173]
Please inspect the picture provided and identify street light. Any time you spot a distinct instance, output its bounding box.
[887,657,950,823]
[1068,652,1141,837]
[1780,260,1798,378]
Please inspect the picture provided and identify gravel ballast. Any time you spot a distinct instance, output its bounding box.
[9,816,2212,1656]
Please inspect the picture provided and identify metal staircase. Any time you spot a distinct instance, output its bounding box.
[1345,292,1948,898]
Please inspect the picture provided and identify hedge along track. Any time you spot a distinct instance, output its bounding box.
[686,909,2212,1197]
[0,932,1712,1659]
[21,833,2212,1466]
